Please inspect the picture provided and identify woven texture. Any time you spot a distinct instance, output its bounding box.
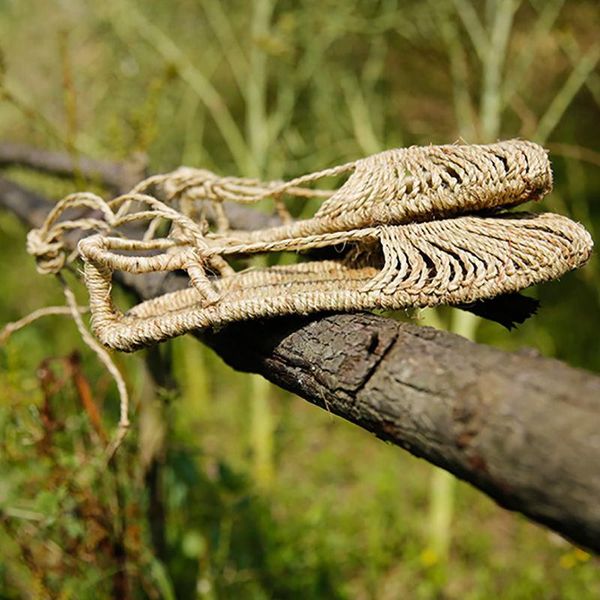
[27,139,593,352]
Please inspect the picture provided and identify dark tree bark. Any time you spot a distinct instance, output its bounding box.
[1,165,599,553]
[202,314,600,552]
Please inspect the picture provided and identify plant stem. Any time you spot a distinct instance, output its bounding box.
[245,0,277,489]
[535,44,600,143]
[249,373,274,490]
[246,0,274,177]
[480,0,517,141]
[424,308,478,563]
[427,469,455,562]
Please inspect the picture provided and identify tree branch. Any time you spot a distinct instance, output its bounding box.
[1,172,599,553]
[0,142,144,193]
[202,314,600,553]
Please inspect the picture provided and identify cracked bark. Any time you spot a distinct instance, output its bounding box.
[1,173,599,553]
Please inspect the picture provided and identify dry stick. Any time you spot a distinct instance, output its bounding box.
[1,172,600,552]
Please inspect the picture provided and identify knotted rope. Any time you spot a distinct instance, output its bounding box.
[3,138,593,456]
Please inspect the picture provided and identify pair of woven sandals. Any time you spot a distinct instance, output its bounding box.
[28,139,593,351]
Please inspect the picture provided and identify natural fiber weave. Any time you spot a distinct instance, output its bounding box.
[26,139,593,352]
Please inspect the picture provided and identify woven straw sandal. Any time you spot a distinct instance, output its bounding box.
[27,140,593,352]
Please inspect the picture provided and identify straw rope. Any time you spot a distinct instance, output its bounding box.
[24,139,592,353]
[12,138,593,453]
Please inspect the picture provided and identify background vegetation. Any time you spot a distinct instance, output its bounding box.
[0,0,598,597]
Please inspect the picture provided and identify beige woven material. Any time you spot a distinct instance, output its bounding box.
[26,139,593,352]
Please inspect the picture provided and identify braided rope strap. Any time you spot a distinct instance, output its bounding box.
[27,139,593,352]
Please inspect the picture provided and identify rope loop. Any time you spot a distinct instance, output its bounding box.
[26,228,68,274]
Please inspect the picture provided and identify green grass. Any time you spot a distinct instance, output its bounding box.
[1,337,599,598]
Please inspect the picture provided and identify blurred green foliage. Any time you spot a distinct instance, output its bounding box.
[0,0,599,598]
